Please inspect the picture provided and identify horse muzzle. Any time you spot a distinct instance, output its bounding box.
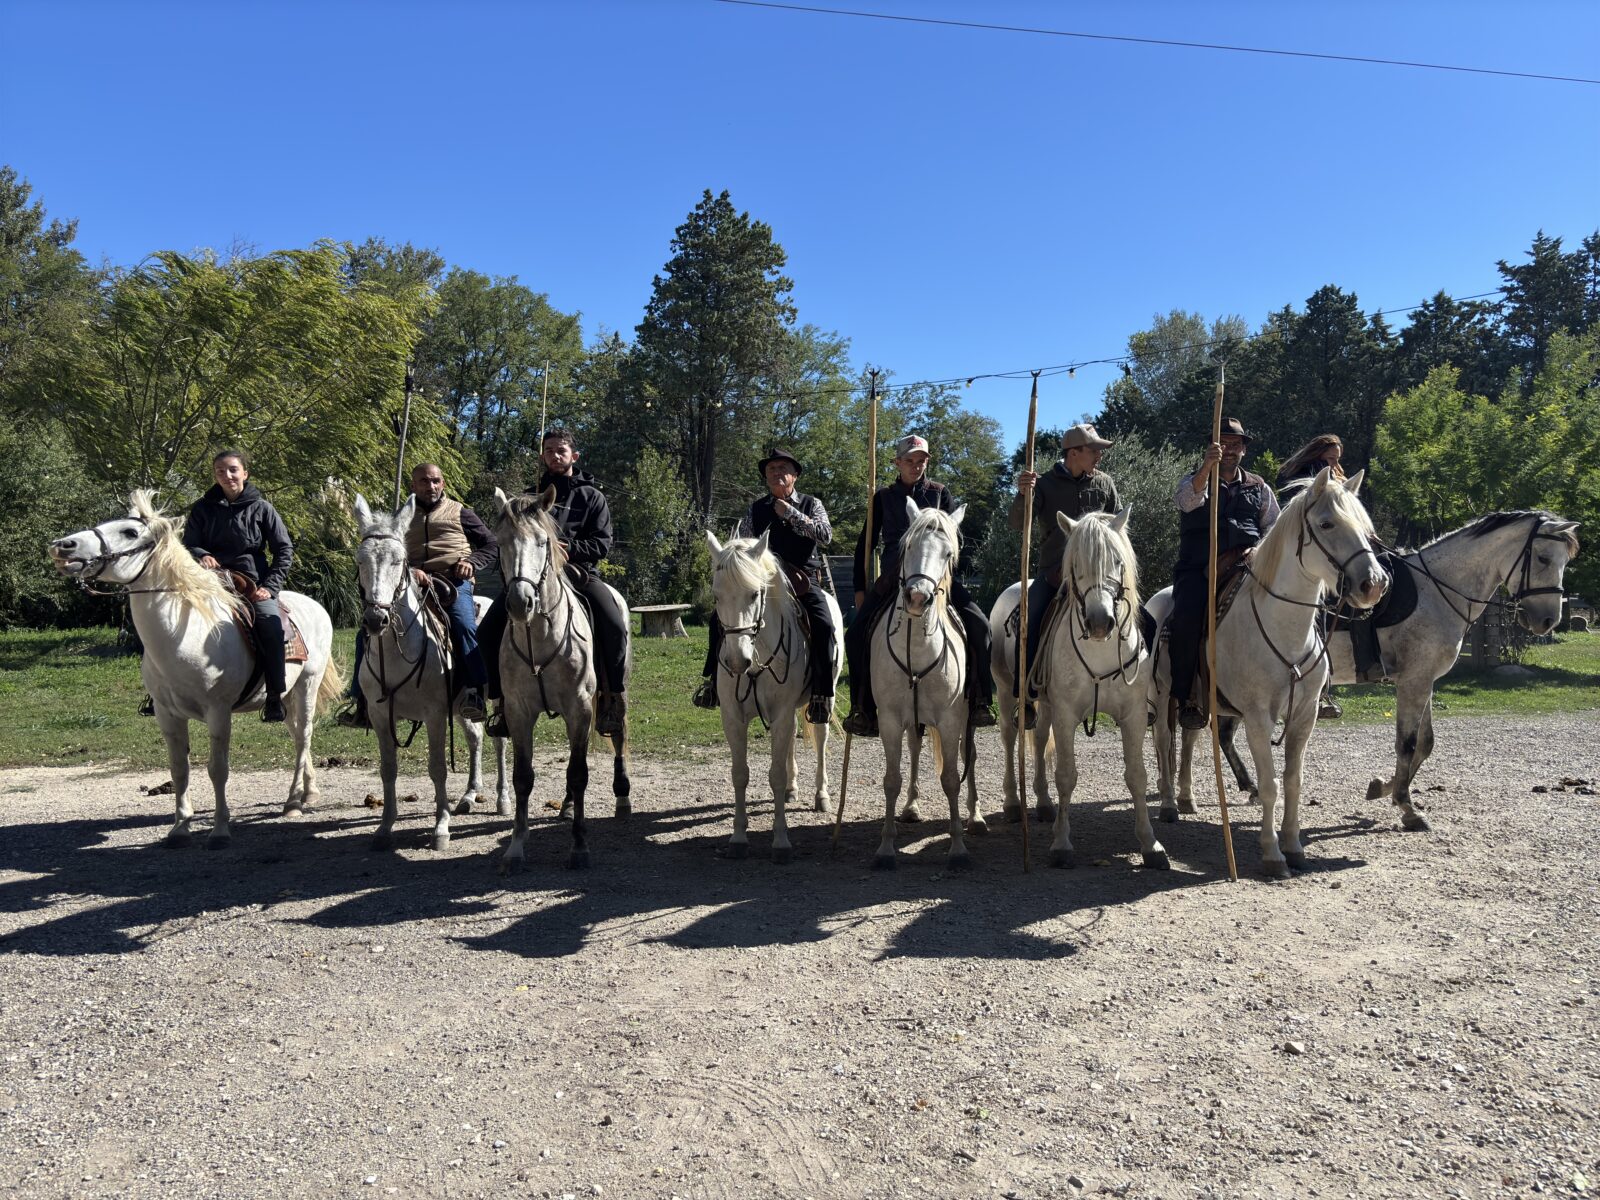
[48,540,87,575]
[903,586,933,618]
[361,606,390,634]
[1348,566,1389,610]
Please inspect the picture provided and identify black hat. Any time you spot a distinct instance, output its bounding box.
[1219,416,1254,444]
[757,447,804,478]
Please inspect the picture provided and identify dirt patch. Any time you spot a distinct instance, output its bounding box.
[2,715,1597,1198]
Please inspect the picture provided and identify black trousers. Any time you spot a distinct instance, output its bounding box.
[250,596,287,699]
[701,590,836,697]
[1167,566,1209,707]
[480,569,629,700]
[847,579,993,719]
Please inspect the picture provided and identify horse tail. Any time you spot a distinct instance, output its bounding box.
[315,654,345,718]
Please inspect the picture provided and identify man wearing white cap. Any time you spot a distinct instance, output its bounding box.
[1009,423,1122,706]
[841,434,996,737]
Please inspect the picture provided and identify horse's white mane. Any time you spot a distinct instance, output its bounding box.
[496,492,571,578]
[710,534,784,606]
[1063,511,1140,616]
[127,489,239,628]
[1251,477,1375,587]
[901,505,962,620]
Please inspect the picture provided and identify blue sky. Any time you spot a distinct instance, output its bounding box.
[4,0,1597,450]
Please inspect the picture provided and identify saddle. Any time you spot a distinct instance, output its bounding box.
[220,570,308,662]
[1330,550,1417,682]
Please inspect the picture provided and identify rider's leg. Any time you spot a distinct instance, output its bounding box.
[574,574,629,734]
[1168,568,1209,729]
[842,590,887,735]
[694,613,724,708]
[447,579,487,719]
[252,596,288,723]
[797,588,836,724]
[950,580,996,726]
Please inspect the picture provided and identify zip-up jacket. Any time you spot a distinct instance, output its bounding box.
[182,482,293,595]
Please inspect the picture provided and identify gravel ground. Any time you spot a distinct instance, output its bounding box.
[2,714,1598,1200]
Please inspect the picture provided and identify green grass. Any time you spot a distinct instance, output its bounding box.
[0,625,1594,771]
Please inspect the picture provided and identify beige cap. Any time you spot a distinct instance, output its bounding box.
[1062,423,1113,450]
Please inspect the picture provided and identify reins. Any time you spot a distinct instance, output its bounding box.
[715,572,795,732]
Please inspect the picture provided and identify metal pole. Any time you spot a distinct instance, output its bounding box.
[1013,372,1041,873]
[1205,364,1239,882]
[394,360,415,509]
[832,370,880,851]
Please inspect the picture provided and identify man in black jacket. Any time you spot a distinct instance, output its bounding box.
[483,429,630,736]
[181,449,294,722]
[841,434,996,736]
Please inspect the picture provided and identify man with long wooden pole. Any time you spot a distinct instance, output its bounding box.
[832,371,879,849]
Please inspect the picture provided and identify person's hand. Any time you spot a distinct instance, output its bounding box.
[854,591,866,611]
[200,555,220,570]
[1194,443,1222,492]
[452,560,475,581]
[774,495,792,519]
[250,585,272,602]
[1017,470,1038,493]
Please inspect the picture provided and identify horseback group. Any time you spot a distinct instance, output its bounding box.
[48,407,1579,876]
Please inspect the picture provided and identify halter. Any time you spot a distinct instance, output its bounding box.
[1061,554,1141,737]
[1296,501,1381,607]
[883,545,961,735]
[715,569,793,729]
[501,525,590,719]
[67,520,167,597]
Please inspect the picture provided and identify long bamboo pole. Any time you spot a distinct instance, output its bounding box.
[539,360,550,441]
[1013,372,1041,873]
[1205,364,1240,883]
[393,361,415,508]
[832,370,880,850]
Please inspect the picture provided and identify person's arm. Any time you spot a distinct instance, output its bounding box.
[1257,486,1282,534]
[783,494,831,546]
[182,503,210,561]
[565,490,614,566]
[260,504,294,595]
[459,505,498,575]
[1102,476,1121,514]
[1175,471,1207,513]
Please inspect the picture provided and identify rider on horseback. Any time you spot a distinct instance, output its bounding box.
[338,463,498,728]
[841,433,996,737]
[481,428,631,737]
[182,449,293,723]
[694,447,838,726]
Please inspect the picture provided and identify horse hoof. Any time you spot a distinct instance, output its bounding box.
[453,799,472,816]
[163,832,190,849]
[567,849,591,870]
[1159,806,1179,825]
[1035,806,1055,824]
[724,842,749,860]
[497,802,512,818]
[432,833,451,853]
[1401,811,1432,832]
[1050,849,1076,870]
[370,833,393,852]
[1177,799,1198,816]
[771,845,794,866]
[872,853,897,871]
[206,836,230,851]
[947,852,973,872]
[498,853,524,875]
[1366,778,1389,801]
[614,799,632,819]
[558,804,574,822]
[1142,850,1170,870]
[900,808,923,824]
[812,797,828,814]
[967,818,989,836]
[1003,806,1024,824]
[1283,851,1307,870]
[281,806,304,821]
[1259,860,1292,881]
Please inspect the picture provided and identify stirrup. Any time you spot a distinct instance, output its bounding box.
[596,692,627,736]
[261,696,286,724]
[459,688,487,722]
[805,695,833,726]
[968,702,997,728]
[1178,703,1209,731]
[842,709,877,737]
[484,705,509,739]
[692,677,719,709]
[138,694,156,718]
[334,699,370,730]
[1318,699,1342,720]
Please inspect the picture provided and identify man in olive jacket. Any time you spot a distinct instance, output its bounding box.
[1009,423,1121,689]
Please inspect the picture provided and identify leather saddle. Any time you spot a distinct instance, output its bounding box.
[220,570,308,662]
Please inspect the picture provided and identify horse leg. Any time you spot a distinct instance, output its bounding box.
[1032,711,1055,824]
[1220,717,1258,800]
[1242,717,1289,879]
[767,714,797,864]
[900,725,923,823]
[1048,714,1078,868]
[998,687,1023,822]
[811,715,831,814]
[158,711,194,847]
[724,713,751,859]
[501,726,534,873]
[964,724,986,835]
[875,722,905,869]
[564,707,592,869]
[1279,712,1316,870]
[610,730,632,818]
[939,723,971,869]
[1384,684,1437,832]
[284,668,318,816]
[204,709,234,849]
[427,716,453,851]
[456,715,483,816]
[371,716,401,852]
[494,735,511,817]
[1154,700,1180,824]
[1177,726,1199,815]
[1124,704,1166,869]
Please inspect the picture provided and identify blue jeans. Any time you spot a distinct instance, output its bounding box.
[351,577,485,703]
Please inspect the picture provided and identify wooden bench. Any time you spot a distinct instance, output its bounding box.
[633,603,691,638]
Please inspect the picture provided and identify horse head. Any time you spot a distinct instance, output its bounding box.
[706,527,776,676]
[899,500,964,624]
[353,494,414,635]
[49,493,160,587]
[1056,507,1137,641]
[1285,467,1388,609]
[1512,515,1581,635]
[494,486,564,624]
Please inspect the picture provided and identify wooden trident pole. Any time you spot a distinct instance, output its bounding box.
[1205,364,1240,883]
[1013,371,1041,873]
[832,370,880,850]
[539,360,551,440]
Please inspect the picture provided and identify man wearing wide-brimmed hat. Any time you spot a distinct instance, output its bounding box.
[1168,416,1282,730]
[693,447,839,725]
[1009,422,1122,695]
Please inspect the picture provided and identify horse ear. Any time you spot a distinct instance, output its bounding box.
[1309,465,1331,497]
[353,495,373,528]
[492,487,510,517]
[1342,468,1365,494]
[752,528,771,558]
[1056,512,1077,535]
[539,486,557,511]
[1109,506,1131,534]
[706,529,725,556]
[396,495,417,526]
[903,497,919,526]
[949,504,966,528]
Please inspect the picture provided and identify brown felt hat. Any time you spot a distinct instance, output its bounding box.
[757,447,804,478]
[1219,416,1254,443]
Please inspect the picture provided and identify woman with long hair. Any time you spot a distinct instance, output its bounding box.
[1277,434,1345,491]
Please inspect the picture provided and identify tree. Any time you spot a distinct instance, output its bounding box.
[1395,290,1504,396]
[343,237,446,297]
[1497,230,1600,383]
[631,189,796,520]
[1097,311,1246,446]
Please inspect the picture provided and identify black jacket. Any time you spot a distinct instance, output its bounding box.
[182,483,294,594]
[536,469,613,582]
[853,477,958,586]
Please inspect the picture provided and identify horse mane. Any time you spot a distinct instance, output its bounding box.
[710,534,785,609]
[128,489,239,628]
[1445,510,1579,558]
[499,493,570,578]
[1251,477,1375,587]
[1064,511,1141,617]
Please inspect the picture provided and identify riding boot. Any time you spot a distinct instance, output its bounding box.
[252,602,287,723]
[692,677,719,709]
[1317,684,1342,720]
[484,704,509,739]
[596,691,627,736]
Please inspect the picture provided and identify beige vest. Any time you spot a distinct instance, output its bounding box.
[406,496,473,575]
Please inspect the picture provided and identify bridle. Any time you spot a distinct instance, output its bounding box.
[501,525,589,717]
[65,519,166,597]
[1403,517,1571,630]
[883,538,960,734]
[1060,548,1142,737]
[715,572,793,729]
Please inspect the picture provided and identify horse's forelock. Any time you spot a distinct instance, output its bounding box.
[1254,479,1374,585]
[498,494,568,576]
[711,536,780,600]
[1068,512,1141,616]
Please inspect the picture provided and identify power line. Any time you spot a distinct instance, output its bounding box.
[714,0,1600,86]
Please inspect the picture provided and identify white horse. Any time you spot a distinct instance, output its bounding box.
[1150,467,1387,877]
[1188,508,1581,831]
[49,490,340,847]
[868,502,978,869]
[352,495,508,852]
[705,528,843,863]
[493,487,632,872]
